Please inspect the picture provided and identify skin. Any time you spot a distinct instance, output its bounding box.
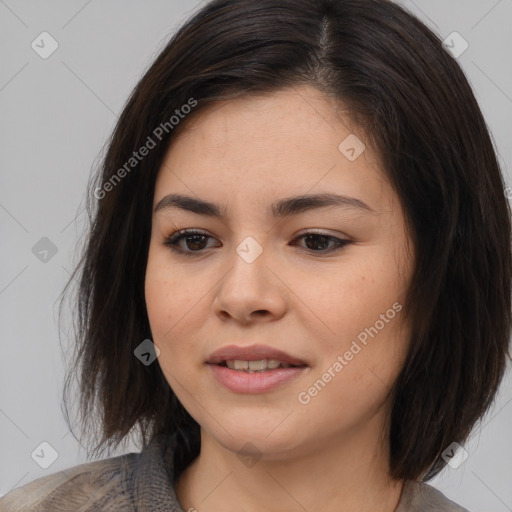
[145,85,415,512]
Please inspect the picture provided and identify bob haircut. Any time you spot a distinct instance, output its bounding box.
[61,0,512,483]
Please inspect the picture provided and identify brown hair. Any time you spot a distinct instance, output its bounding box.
[60,0,512,482]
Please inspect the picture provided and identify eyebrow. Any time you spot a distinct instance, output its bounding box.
[154,192,376,217]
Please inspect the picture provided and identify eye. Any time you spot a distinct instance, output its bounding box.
[163,229,352,257]
[293,231,352,254]
[163,229,218,256]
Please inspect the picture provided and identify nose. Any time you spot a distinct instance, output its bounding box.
[212,239,287,325]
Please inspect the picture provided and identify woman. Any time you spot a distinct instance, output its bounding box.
[1,0,510,510]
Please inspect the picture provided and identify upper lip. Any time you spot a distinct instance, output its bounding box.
[207,344,308,366]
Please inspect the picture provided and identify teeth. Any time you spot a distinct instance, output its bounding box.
[249,360,266,371]
[233,360,249,370]
[224,359,297,371]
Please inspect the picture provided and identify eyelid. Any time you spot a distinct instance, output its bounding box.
[163,228,352,257]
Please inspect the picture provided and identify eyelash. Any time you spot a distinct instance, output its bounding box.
[163,229,352,257]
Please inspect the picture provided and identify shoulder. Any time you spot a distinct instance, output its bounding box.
[0,452,139,512]
[0,433,187,512]
[397,479,471,512]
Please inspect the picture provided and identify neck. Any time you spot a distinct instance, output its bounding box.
[175,416,404,512]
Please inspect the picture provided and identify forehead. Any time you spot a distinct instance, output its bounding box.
[154,85,391,211]
[166,86,359,155]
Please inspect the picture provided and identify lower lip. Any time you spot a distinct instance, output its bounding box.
[208,364,308,393]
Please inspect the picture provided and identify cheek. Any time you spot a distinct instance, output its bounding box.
[145,249,181,356]
[295,319,410,434]
[144,248,210,375]
[145,248,193,336]
[289,253,405,343]
[288,252,410,404]
[145,271,175,337]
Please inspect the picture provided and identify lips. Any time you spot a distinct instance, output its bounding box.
[206,344,308,367]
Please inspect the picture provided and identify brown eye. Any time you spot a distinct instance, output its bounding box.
[163,229,351,257]
[164,230,217,256]
[293,232,352,254]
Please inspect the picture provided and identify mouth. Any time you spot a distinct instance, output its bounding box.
[206,344,308,369]
[213,359,307,372]
[208,361,308,394]
[206,344,309,393]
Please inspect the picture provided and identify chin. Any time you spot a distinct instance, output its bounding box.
[205,421,307,459]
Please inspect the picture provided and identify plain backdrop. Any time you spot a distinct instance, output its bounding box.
[0,1,511,510]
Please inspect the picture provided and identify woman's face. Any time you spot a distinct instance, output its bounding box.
[145,85,414,461]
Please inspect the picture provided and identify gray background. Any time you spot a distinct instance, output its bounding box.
[1,1,511,510]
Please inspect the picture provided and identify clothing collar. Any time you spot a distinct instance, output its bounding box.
[133,432,185,511]
[130,432,446,512]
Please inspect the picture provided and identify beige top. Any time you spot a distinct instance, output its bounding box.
[0,433,470,511]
